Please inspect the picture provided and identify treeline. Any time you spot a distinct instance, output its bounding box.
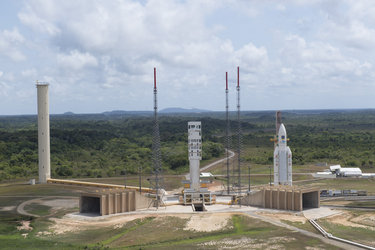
[2,109,375,181]
[0,116,225,181]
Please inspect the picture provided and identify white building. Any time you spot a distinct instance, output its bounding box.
[314,164,373,178]
[338,167,362,177]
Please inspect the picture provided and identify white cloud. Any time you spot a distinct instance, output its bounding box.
[0,0,374,114]
[0,28,26,61]
[18,2,60,35]
[21,68,37,78]
[57,50,98,71]
[234,43,268,73]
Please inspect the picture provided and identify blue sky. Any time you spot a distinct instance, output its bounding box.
[0,0,375,115]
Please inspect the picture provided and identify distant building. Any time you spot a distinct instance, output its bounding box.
[314,164,374,178]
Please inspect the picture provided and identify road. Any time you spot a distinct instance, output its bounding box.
[184,149,235,180]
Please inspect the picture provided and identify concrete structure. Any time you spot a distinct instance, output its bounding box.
[313,172,336,178]
[338,167,362,177]
[188,121,202,191]
[183,122,212,206]
[242,186,320,211]
[274,124,292,186]
[314,165,375,178]
[37,83,51,183]
[80,190,152,216]
[330,165,362,177]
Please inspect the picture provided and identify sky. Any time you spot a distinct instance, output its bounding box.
[1,0,375,115]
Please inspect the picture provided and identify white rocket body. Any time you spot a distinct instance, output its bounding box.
[188,121,202,191]
[274,124,292,186]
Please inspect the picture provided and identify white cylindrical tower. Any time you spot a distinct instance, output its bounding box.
[188,121,202,191]
[37,83,51,183]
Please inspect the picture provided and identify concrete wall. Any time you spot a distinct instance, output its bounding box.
[245,187,320,211]
[241,190,263,207]
[80,190,153,216]
[135,191,152,209]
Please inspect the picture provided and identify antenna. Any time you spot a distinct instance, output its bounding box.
[236,66,242,202]
[152,67,162,209]
[225,72,231,195]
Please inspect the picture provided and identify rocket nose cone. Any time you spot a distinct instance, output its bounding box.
[278,123,287,144]
[279,123,286,136]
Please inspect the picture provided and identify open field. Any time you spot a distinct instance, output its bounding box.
[0,182,346,249]
[298,178,375,195]
[318,210,375,247]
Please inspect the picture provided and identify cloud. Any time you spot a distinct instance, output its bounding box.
[18,2,60,35]
[57,50,98,71]
[234,43,268,73]
[0,28,26,61]
[0,0,374,114]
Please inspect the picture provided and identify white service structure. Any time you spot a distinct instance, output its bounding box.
[188,121,202,191]
[274,123,292,186]
[37,83,51,183]
[314,164,375,178]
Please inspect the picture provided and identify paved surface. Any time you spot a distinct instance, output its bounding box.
[303,207,343,220]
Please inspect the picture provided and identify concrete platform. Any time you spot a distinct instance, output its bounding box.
[303,207,343,220]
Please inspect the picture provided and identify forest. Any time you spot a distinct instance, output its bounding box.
[1,109,375,181]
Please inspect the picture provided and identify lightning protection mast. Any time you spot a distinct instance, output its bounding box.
[225,72,231,195]
[236,66,242,201]
[152,67,162,209]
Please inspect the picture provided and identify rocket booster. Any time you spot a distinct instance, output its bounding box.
[274,123,292,186]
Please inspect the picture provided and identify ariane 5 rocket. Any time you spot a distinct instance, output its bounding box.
[274,123,292,186]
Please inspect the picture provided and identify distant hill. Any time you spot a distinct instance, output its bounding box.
[160,107,211,113]
[102,110,151,116]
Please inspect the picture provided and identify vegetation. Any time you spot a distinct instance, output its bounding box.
[0,115,225,181]
[318,210,375,247]
[1,109,375,182]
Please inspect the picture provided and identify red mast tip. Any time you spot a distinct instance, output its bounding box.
[154,67,156,89]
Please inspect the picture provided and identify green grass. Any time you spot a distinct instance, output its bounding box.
[318,215,375,247]
[101,217,155,245]
[0,234,78,250]
[346,200,375,208]
[301,178,375,194]
[24,204,50,216]
[101,214,338,249]
[281,220,317,233]
[0,197,30,207]
[0,211,80,249]
[0,183,81,196]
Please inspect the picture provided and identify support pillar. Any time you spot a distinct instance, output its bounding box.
[37,83,51,183]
